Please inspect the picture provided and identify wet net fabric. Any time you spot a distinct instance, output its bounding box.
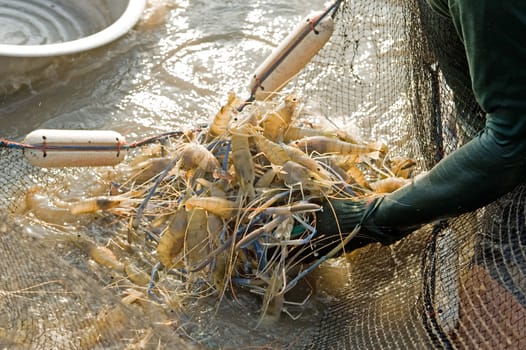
[295,0,526,349]
[0,209,198,349]
[1,0,525,349]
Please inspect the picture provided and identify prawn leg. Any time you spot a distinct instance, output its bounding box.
[235,215,288,249]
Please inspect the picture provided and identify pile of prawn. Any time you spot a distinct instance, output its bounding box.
[54,93,417,323]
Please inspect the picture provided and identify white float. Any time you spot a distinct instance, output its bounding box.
[23,129,127,167]
[249,11,334,101]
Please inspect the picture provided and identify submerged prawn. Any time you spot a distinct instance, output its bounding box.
[70,196,128,215]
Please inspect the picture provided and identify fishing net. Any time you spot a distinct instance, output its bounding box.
[1,0,525,349]
[294,0,526,349]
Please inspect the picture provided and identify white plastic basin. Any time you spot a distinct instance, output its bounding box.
[0,0,146,79]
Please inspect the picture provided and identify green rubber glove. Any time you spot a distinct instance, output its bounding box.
[307,196,418,260]
[309,114,526,260]
[369,114,526,233]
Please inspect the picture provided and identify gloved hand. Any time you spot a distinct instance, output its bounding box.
[304,112,526,262]
[300,197,416,261]
[316,196,416,245]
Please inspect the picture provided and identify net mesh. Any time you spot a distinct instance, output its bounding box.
[295,0,526,349]
[1,0,525,349]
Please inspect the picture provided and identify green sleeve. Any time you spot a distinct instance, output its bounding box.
[448,0,526,121]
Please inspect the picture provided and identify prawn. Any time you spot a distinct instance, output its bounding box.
[70,196,127,215]
[195,178,227,198]
[185,196,236,219]
[124,260,150,286]
[131,157,175,184]
[278,94,299,119]
[255,166,279,189]
[90,245,125,272]
[230,124,256,199]
[208,91,239,138]
[258,261,286,325]
[293,136,380,156]
[283,125,335,143]
[279,160,321,190]
[185,208,210,268]
[346,163,372,190]
[157,208,187,268]
[282,143,330,180]
[23,186,77,224]
[259,94,299,141]
[388,156,417,179]
[178,142,220,173]
[253,134,291,166]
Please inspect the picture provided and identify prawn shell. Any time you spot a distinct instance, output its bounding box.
[185,196,236,219]
[180,143,220,173]
[231,125,256,198]
[209,92,238,137]
[294,136,376,156]
[157,209,187,268]
[185,209,210,267]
